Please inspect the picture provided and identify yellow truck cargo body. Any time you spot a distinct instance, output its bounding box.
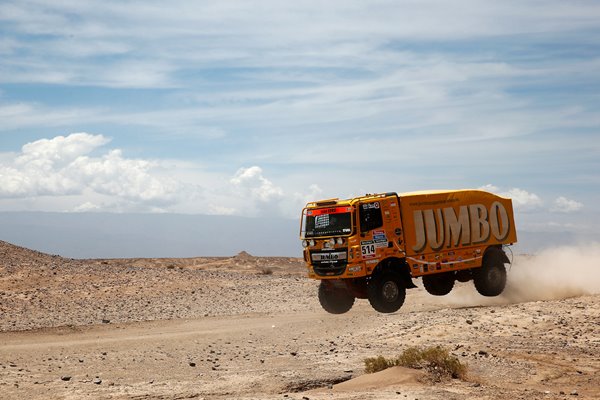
[398,190,516,277]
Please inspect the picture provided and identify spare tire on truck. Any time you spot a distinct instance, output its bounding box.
[473,248,507,297]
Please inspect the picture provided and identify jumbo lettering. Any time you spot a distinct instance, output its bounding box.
[412,201,511,253]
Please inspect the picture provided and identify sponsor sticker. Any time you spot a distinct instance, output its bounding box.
[362,202,380,210]
[311,252,347,264]
[372,229,388,248]
[310,206,352,216]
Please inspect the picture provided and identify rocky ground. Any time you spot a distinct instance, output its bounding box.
[0,240,599,399]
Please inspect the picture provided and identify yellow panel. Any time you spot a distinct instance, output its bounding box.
[399,190,517,256]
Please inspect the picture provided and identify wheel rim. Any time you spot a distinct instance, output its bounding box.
[381,281,399,302]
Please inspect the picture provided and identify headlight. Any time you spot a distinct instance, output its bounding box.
[309,239,315,247]
[336,237,344,245]
[328,238,335,246]
[302,240,309,248]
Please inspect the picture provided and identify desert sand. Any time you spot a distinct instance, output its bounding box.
[0,240,598,399]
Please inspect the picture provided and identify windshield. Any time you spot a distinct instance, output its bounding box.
[301,206,353,238]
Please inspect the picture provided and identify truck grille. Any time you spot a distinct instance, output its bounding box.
[310,249,348,276]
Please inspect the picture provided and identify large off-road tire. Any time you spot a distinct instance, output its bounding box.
[422,272,455,296]
[473,250,507,297]
[318,281,355,314]
[367,272,406,313]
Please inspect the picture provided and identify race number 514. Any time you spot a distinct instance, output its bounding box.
[361,243,375,258]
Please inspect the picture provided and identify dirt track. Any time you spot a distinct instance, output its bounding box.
[0,241,599,399]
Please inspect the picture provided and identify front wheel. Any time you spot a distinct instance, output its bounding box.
[318,281,355,314]
[473,250,507,296]
[367,272,406,313]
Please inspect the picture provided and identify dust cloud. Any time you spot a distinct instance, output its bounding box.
[434,243,600,308]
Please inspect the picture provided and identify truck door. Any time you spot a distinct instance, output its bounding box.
[358,200,385,260]
[358,197,404,262]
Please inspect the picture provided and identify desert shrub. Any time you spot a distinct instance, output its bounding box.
[398,346,467,381]
[364,345,468,381]
[395,346,423,369]
[364,355,395,374]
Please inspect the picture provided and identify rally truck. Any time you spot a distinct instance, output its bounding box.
[299,190,517,314]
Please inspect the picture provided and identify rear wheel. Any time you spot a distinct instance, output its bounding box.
[473,250,507,296]
[422,272,455,296]
[367,272,406,313]
[318,281,355,314]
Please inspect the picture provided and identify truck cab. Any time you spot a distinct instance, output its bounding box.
[301,193,404,279]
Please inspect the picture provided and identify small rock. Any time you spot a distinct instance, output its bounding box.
[61,376,72,381]
[101,319,110,324]
[466,319,473,325]
[290,352,297,356]
[93,377,102,385]
[189,362,196,367]
[570,390,578,396]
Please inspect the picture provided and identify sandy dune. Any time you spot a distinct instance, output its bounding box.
[0,240,599,399]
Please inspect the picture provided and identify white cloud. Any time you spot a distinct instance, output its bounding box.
[502,188,543,210]
[478,184,500,193]
[227,166,285,216]
[0,133,186,211]
[73,201,101,212]
[70,149,181,204]
[292,184,323,209]
[479,185,543,210]
[17,133,110,166]
[230,166,284,203]
[551,196,583,213]
[480,185,585,215]
[0,135,305,216]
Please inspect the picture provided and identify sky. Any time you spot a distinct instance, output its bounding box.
[1,1,599,252]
